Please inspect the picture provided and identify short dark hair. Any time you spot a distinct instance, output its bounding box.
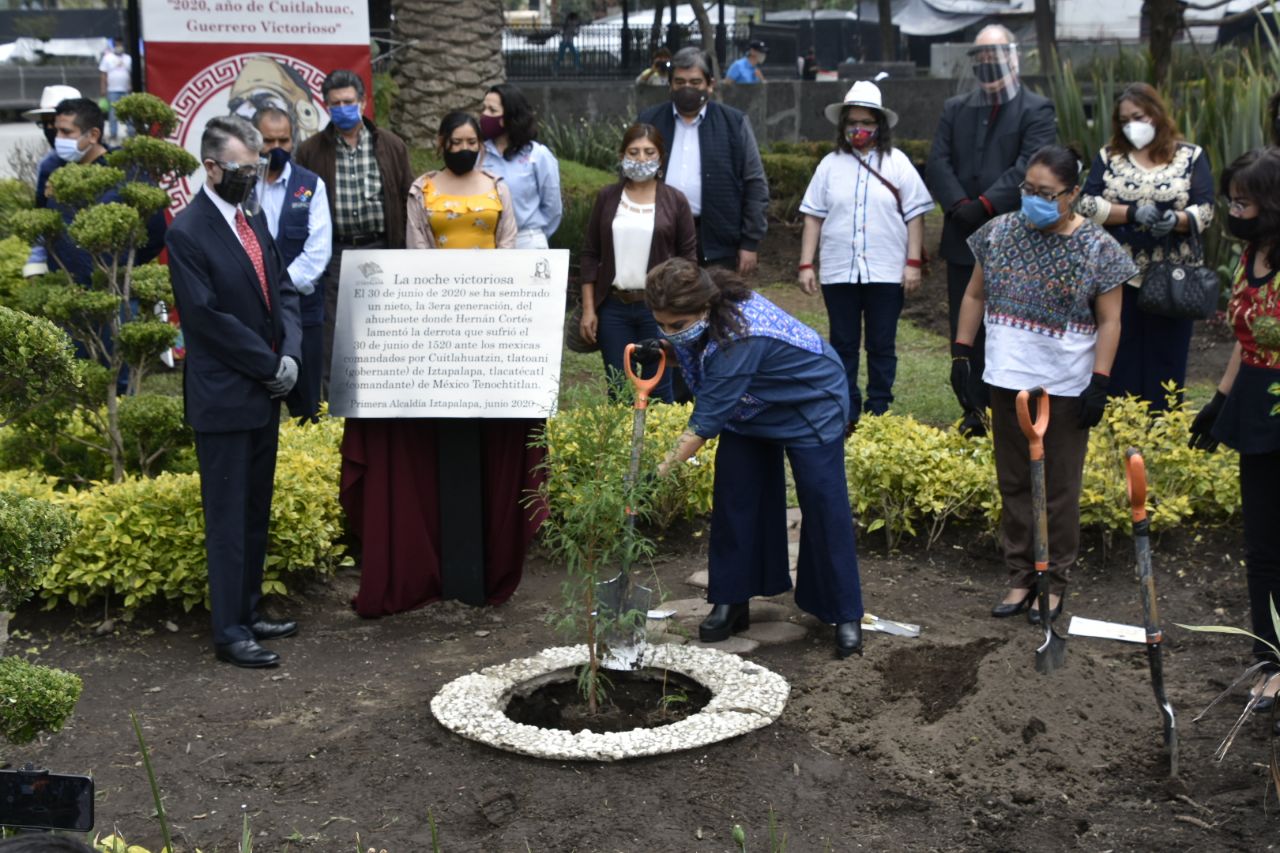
[670,47,712,81]
[1027,143,1084,191]
[321,69,364,101]
[1221,147,1280,272]
[55,97,104,138]
[619,123,665,161]
[1269,89,1280,147]
[487,83,538,161]
[835,104,892,156]
[252,106,292,131]
[437,111,480,150]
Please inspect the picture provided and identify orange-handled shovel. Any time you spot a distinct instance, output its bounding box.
[1017,387,1068,674]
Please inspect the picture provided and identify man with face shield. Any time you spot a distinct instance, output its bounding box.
[926,25,1056,436]
[166,115,303,669]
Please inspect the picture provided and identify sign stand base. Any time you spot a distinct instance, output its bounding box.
[437,419,486,607]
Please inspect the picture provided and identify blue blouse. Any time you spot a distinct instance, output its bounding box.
[480,139,563,237]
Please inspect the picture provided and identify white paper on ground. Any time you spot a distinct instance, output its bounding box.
[1067,615,1146,644]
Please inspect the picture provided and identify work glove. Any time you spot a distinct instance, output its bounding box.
[22,261,47,278]
[265,355,299,396]
[1132,204,1162,228]
[1149,210,1178,238]
[632,338,668,367]
[950,199,989,236]
[950,342,975,412]
[1188,390,1226,452]
[1077,372,1110,429]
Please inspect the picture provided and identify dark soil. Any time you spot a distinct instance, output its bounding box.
[4,224,1268,851]
[506,669,712,733]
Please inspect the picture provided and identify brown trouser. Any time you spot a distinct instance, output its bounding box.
[989,386,1090,595]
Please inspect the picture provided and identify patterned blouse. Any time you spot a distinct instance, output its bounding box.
[1227,251,1280,370]
[422,182,502,250]
[1077,142,1215,271]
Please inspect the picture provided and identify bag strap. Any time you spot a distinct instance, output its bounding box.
[850,151,905,219]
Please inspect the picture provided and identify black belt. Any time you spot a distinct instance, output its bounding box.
[337,233,383,247]
[611,287,646,304]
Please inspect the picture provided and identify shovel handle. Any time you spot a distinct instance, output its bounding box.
[1125,448,1148,524]
[1016,388,1050,462]
[623,343,666,411]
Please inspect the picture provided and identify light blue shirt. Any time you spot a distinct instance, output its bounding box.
[725,57,760,84]
[255,161,332,296]
[481,139,563,237]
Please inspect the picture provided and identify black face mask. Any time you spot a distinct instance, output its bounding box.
[1228,214,1262,243]
[973,62,1005,83]
[213,167,257,206]
[444,149,479,175]
[672,87,708,115]
[267,147,291,172]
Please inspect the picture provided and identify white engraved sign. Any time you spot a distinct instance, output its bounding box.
[328,249,569,418]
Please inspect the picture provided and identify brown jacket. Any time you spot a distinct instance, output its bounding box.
[580,180,697,311]
[294,117,414,249]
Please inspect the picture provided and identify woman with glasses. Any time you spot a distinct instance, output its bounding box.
[952,144,1136,624]
[578,123,697,401]
[1078,83,1215,412]
[342,112,541,619]
[1189,147,1280,715]
[797,81,933,431]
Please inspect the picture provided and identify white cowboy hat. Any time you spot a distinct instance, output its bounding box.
[823,80,898,128]
[22,84,82,120]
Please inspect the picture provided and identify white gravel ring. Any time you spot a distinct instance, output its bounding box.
[430,644,790,761]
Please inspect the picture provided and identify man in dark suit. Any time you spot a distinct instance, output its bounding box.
[926,25,1057,435]
[167,115,303,668]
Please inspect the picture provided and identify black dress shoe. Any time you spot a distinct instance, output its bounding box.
[1252,695,1276,714]
[699,603,750,642]
[991,588,1035,618]
[836,621,863,659]
[215,639,280,668]
[250,619,298,640]
[1027,596,1064,625]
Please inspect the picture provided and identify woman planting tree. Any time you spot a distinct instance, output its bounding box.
[1188,146,1280,714]
[952,144,1135,625]
[644,258,866,658]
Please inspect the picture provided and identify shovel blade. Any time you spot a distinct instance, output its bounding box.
[1035,627,1069,674]
[597,574,653,671]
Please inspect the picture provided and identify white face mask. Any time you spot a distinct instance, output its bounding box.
[1123,120,1156,151]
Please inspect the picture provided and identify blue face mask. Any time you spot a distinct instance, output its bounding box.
[1021,194,1062,229]
[662,316,709,346]
[54,137,85,163]
[329,104,363,131]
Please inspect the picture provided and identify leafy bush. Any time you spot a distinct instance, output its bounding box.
[550,160,616,277]
[0,235,29,307]
[0,655,82,744]
[0,304,78,424]
[0,179,33,238]
[0,491,75,611]
[761,152,816,221]
[541,115,632,172]
[7,417,348,612]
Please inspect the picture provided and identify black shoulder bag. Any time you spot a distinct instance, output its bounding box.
[1136,224,1220,320]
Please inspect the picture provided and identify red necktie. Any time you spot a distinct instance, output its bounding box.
[234,209,270,309]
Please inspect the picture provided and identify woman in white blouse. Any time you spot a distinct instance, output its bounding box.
[579,123,697,400]
[798,81,934,429]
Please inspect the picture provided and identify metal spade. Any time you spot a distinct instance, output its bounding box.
[597,343,666,671]
[1016,388,1068,674]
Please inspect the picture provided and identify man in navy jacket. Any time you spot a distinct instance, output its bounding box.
[166,115,303,668]
[252,106,331,422]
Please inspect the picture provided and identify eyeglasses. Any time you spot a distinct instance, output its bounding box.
[1019,182,1071,202]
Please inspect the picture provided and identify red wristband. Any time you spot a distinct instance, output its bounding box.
[797,263,814,271]
[905,259,922,269]
[979,195,995,216]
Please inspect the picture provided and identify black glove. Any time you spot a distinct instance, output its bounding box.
[1188,390,1226,452]
[950,199,990,236]
[633,338,667,367]
[950,342,975,412]
[1077,372,1110,429]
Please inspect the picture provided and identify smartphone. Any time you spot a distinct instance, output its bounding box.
[0,768,94,832]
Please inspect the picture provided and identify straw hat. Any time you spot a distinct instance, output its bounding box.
[22,85,82,120]
[823,80,898,128]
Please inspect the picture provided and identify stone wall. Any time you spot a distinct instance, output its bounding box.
[391,0,505,141]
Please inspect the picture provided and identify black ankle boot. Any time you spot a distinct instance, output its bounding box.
[836,620,863,658]
[699,602,750,642]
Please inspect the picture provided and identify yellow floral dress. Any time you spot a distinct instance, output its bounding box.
[423,181,503,249]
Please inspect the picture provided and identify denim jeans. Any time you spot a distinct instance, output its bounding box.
[596,294,672,402]
[107,90,132,141]
[820,282,904,417]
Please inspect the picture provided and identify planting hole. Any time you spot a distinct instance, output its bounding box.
[506,668,712,733]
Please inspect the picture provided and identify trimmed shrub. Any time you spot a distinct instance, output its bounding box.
[761,152,817,221]
[0,304,79,424]
[0,491,75,611]
[0,656,82,744]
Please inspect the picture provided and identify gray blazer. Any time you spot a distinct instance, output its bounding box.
[926,86,1057,265]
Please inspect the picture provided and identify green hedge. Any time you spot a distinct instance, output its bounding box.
[0,656,81,744]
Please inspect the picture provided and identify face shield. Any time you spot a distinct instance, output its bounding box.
[960,42,1021,103]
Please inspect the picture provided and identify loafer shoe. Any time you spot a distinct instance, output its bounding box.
[836,620,863,658]
[215,639,280,668]
[250,619,298,640]
[991,588,1035,618]
[699,603,750,643]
